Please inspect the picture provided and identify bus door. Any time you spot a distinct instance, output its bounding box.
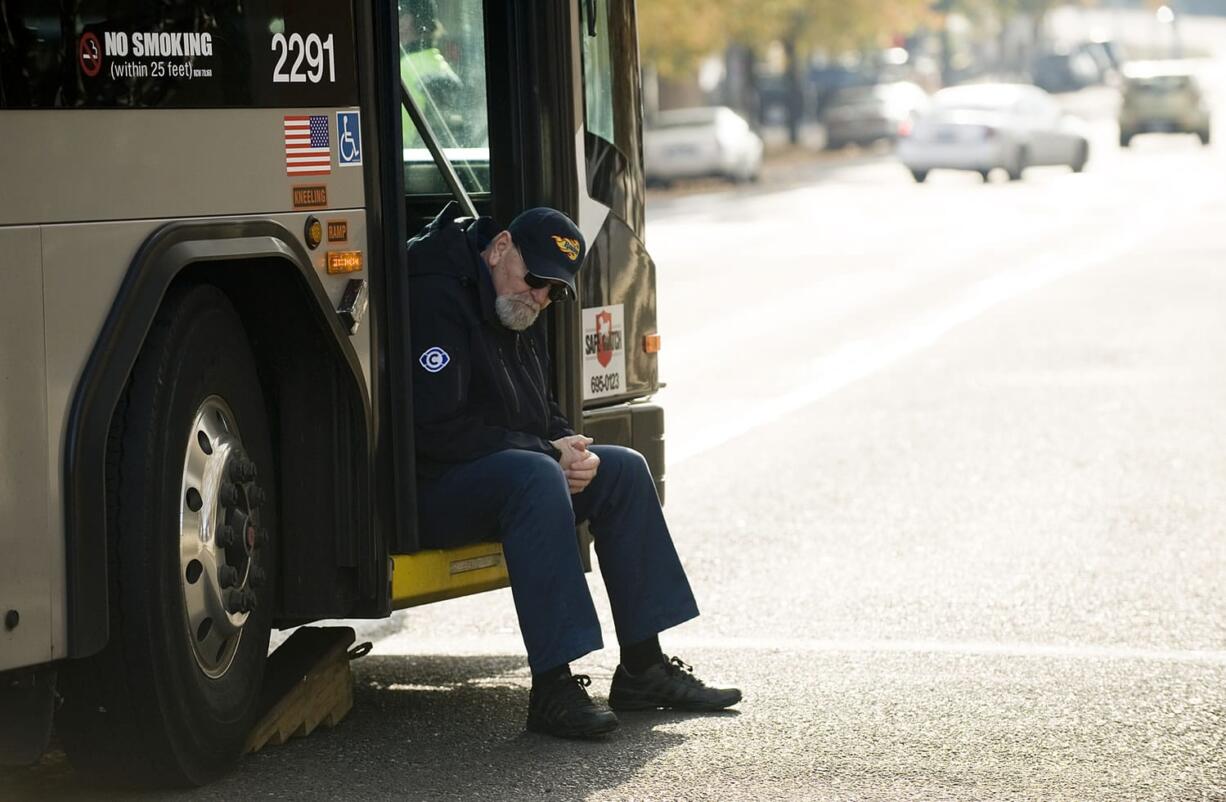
[576,0,666,497]
[387,0,585,558]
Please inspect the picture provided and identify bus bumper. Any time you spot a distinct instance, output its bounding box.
[581,401,666,503]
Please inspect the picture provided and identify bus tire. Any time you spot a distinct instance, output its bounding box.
[57,284,277,787]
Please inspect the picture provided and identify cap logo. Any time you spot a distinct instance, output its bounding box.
[551,235,581,262]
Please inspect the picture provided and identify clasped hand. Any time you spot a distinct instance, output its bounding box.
[551,434,599,495]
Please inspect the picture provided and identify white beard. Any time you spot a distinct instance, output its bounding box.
[495,294,541,331]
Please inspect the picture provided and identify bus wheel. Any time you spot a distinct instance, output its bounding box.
[57,284,276,787]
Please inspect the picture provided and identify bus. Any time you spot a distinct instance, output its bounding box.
[0,0,662,786]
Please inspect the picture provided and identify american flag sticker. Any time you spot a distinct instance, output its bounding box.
[284,115,331,176]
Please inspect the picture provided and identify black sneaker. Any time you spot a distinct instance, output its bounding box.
[608,656,742,712]
[526,674,620,739]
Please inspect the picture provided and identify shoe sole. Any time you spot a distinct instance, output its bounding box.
[608,692,742,712]
[526,717,620,739]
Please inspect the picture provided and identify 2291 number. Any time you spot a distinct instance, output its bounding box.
[271,33,336,84]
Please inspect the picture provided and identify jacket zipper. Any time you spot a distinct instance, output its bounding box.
[522,335,552,432]
[496,345,521,414]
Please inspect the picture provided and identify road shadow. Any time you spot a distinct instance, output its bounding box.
[0,653,722,801]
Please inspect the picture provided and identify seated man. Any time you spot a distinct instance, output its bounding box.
[407,202,740,738]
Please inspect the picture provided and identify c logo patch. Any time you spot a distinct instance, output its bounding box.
[551,235,581,262]
[419,346,451,373]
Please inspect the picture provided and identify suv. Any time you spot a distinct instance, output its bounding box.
[1119,60,1210,147]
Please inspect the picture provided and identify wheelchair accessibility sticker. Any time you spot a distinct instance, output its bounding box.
[337,110,362,167]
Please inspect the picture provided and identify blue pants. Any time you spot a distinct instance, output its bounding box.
[417,445,700,674]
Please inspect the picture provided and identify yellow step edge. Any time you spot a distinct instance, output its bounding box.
[390,542,510,609]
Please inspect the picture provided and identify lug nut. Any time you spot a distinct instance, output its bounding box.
[248,486,266,506]
[249,566,266,589]
[240,589,258,613]
[224,588,244,614]
[219,482,240,507]
[217,525,237,549]
[218,565,239,588]
[254,527,269,548]
[229,458,258,483]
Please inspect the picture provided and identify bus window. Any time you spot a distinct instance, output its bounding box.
[582,0,616,145]
[399,0,490,195]
[579,0,645,232]
[0,0,358,109]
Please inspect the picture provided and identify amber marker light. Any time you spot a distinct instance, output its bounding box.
[643,333,661,354]
[304,216,323,250]
[326,250,363,275]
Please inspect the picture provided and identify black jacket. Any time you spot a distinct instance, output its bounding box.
[407,203,574,479]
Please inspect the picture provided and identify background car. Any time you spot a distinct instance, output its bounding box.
[1118,60,1211,147]
[644,106,764,185]
[1031,48,1104,93]
[896,83,1090,183]
[820,81,930,150]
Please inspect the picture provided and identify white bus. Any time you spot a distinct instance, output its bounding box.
[0,0,663,785]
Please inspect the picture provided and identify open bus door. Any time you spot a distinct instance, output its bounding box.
[385,0,664,594]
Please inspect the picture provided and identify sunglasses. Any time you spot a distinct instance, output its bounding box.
[523,271,570,302]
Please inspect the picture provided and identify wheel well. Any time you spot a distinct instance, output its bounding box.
[65,222,387,659]
[124,261,378,625]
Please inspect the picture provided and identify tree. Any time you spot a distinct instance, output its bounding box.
[637,0,731,78]
[942,0,1071,63]
[638,0,934,143]
[725,0,933,143]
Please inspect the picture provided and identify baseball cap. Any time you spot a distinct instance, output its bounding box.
[506,207,586,300]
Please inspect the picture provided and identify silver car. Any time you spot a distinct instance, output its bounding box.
[897,83,1090,183]
[1118,60,1210,147]
[822,81,930,150]
[644,106,764,185]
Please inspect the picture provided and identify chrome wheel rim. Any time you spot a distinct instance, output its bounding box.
[179,396,265,679]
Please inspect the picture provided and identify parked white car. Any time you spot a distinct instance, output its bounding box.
[897,83,1090,183]
[644,106,764,184]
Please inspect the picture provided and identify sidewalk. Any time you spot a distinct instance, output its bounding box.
[759,120,828,152]
[645,121,892,201]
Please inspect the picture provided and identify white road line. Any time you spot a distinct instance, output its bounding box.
[363,632,1226,667]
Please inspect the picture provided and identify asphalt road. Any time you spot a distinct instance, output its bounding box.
[9,37,1226,802]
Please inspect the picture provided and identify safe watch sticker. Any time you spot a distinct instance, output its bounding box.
[581,305,626,400]
[419,347,451,373]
